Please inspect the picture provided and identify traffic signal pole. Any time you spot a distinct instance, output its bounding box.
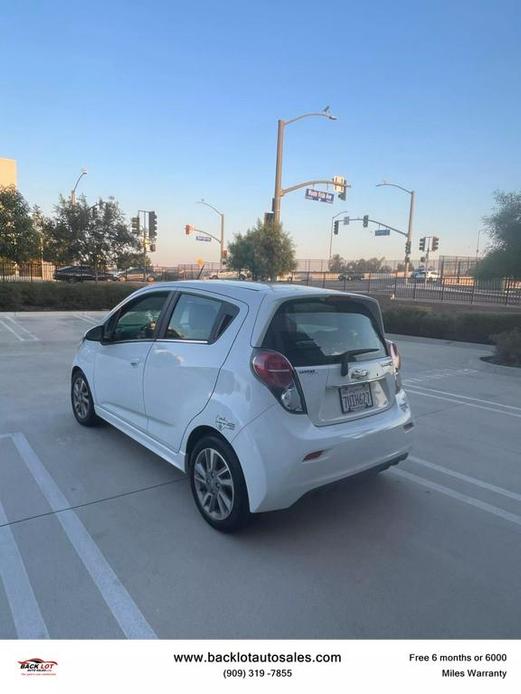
[406,190,416,281]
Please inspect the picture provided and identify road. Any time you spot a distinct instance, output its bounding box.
[0,311,520,638]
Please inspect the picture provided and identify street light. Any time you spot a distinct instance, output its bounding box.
[71,168,88,205]
[329,210,350,262]
[196,199,225,270]
[272,107,337,226]
[376,181,415,279]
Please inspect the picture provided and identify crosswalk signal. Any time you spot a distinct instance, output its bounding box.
[419,237,426,251]
[405,240,411,255]
[131,216,140,233]
[222,249,228,258]
[149,211,157,239]
[432,236,439,251]
[149,243,156,252]
[363,215,369,228]
[185,224,193,235]
[333,220,340,235]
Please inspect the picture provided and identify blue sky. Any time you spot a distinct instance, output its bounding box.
[1,0,520,265]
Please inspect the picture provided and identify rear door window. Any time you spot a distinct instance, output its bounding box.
[165,293,223,341]
[262,297,387,367]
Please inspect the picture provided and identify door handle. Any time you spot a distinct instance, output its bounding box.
[129,359,141,367]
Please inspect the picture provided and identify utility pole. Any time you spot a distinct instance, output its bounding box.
[272,108,337,226]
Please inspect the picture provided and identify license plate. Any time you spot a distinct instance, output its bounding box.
[339,383,373,413]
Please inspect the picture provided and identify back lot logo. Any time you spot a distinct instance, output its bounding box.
[18,658,58,675]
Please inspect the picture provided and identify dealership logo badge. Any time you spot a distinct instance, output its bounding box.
[18,658,58,676]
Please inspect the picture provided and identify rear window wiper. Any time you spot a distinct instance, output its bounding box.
[340,348,380,376]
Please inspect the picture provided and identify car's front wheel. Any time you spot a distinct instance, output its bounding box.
[71,370,99,426]
[189,436,251,532]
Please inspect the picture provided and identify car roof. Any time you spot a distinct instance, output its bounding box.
[134,280,366,305]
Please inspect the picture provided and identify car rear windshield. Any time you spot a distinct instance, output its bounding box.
[262,297,387,367]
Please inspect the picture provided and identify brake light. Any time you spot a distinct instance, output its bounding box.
[251,349,306,414]
[386,340,402,392]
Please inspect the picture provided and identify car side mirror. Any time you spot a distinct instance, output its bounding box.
[85,325,103,341]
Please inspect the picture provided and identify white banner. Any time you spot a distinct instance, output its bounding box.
[1,640,519,693]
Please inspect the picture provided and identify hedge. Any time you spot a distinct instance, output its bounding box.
[1,282,521,345]
[0,281,136,311]
[383,307,521,344]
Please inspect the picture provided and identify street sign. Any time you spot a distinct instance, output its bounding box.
[343,216,350,225]
[305,189,334,204]
[375,228,391,236]
[333,176,345,193]
[196,235,211,242]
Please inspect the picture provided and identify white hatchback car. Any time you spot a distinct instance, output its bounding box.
[71,282,414,531]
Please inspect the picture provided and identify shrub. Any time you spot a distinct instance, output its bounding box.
[491,328,521,366]
[382,306,521,343]
[0,281,136,311]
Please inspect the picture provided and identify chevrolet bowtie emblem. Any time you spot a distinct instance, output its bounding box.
[350,368,369,380]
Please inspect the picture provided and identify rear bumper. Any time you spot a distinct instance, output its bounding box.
[232,390,414,513]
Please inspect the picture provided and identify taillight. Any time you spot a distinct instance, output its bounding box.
[387,340,402,392]
[251,349,306,414]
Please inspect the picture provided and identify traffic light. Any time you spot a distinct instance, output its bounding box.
[363,215,369,228]
[149,211,157,239]
[432,236,439,251]
[405,240,411,255]
[149,243,156,253]
[185,224,193,235]
[131,216,140,233]
[419,237,426,251]
[333,220,340,235]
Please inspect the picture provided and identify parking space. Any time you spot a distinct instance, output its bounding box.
[1,312,520,638]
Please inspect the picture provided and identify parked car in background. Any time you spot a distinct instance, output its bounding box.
[338,272,364,281]
[71,281,413,532]
[115,267,160,282]
[208,271,248,280]
[54,265,117,282]
[411,269,440,282]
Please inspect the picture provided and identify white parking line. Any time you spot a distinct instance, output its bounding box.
[10,432,157,639]
[409,456,521,503]
[0,316,39,342]
[0,501,49,638]
[406,387,521,419]
[73,313,99,325]
[406,385,521,412]
[392,468,521,528]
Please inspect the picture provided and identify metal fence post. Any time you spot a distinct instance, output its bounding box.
[470,278,476,304]
[413,277,417,300]
[394,271,398,295]
[367,272,371,292]
[505,278,511,306]
[343,276,346,292]
[322,272,326,288]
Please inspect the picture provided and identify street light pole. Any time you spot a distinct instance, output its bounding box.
[197,199,225,270]
[71,168,88,206]
[376,181,415,279]
[272,108,337,226]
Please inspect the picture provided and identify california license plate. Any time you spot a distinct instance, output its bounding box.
[339,383,373,413]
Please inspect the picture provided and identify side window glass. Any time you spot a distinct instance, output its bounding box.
[166,294,222,341]
[110,292,168,342]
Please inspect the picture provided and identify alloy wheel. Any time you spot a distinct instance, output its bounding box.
[72,376,90,420]
[193,448,235,521]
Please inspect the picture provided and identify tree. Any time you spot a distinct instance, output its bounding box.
[475,191,521,279]
[43,196,141,269]
[345,257,387,273]
[227,219,297,281]
[328,254,346,273]
[0,186,41,263]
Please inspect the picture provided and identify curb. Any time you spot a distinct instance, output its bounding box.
[477,357,521,378]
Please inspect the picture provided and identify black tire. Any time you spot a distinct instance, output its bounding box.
[71,370,99,427]
[189,435,251,532]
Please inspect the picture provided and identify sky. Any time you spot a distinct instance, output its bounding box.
[1,0,520,266]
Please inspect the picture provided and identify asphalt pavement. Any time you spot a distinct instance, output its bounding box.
[0,311,520,638]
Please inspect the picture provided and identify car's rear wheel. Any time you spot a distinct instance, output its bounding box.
[71,370,99,426]
[189,435,251,532]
